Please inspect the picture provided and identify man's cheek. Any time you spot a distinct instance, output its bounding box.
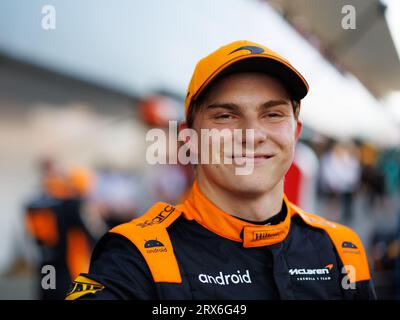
[270,130,294,149]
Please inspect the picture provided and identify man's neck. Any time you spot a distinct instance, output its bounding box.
[196,176,284,222]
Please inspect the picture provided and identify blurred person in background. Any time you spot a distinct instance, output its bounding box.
[396,213,400,299]
[359,143,386,214]
[319,141,361,222]
[366,147,400,299]
[25,160,96,299]
[370,220,400,299]
[377,149,400,200]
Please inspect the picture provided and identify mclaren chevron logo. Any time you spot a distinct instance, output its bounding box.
[229,45,264,55]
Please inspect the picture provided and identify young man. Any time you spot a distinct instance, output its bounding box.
[66,40,376,300]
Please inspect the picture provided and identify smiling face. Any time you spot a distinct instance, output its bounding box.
[190,72,302,197]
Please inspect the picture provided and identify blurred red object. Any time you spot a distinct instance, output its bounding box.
[138,95,180,127]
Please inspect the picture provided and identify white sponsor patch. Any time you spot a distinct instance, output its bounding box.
[198,270,252,285]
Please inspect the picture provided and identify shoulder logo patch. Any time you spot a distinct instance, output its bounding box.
[144,238,167,254]
[341,241,361,254]
[136,205,176,228]
[342,241,358,249]
[144,239,164,248]
[65,275,104,300]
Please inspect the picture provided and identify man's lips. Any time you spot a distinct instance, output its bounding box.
[228,154,275,164]
[231,154,274,159]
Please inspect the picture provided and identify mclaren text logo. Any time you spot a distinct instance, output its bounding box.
[198,270,252,286]
[289,264,333,281]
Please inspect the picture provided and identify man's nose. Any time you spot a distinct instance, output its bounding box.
[244,119,268,146]
[238,118,268,147]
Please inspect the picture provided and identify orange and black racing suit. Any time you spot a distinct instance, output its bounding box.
[26,194,93,299]
[66,181,376,300]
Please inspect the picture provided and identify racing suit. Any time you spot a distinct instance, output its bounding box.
[66,181,376,300]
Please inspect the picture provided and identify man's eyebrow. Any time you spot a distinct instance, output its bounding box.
[204,100,290,112]
[259,99,291,109]
[204,103,240,112]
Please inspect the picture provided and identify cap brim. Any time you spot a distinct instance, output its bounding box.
[198,56,308,102]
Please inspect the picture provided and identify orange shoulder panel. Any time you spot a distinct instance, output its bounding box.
[110,202,182,283]
[289,203,371,283]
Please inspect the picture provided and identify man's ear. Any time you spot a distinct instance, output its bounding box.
[295,120,302,142]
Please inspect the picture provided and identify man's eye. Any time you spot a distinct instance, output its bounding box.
[215,113,234,119]
[266,113,283,118]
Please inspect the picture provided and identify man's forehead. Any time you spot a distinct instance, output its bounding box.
[200,72,292,103]
[204,99,291,112]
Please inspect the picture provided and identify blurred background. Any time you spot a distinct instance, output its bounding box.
[0,0,399,299]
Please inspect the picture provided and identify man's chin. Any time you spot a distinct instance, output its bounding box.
[224,177,275,197]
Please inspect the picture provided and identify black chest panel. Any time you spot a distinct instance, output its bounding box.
[158,216,344,300]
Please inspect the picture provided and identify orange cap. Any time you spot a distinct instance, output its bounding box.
[185,40,309,116]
